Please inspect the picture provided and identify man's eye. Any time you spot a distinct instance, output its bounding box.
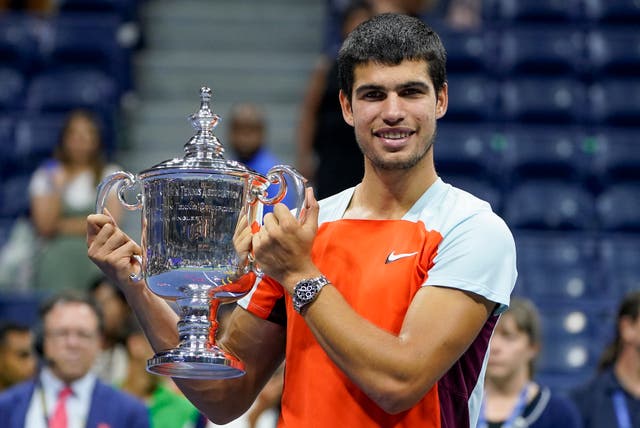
[402,88,423,96]
[363,91,384,99]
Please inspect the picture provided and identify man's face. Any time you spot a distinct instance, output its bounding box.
[43,302,101,383]
[339,59,447,172]
[229,118,264,161]
[0,330,37,388]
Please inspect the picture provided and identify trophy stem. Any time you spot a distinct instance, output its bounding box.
[146,290,245,379]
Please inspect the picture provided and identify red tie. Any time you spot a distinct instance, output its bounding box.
[49,386,73,428]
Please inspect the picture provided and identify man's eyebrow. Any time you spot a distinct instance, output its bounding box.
[354,81,430,95]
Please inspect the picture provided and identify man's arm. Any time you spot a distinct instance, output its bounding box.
[87,213,286,423]
[252,188,497,414]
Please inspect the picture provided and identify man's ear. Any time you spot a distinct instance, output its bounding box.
[436,82,448,119]
[339,90,354,127]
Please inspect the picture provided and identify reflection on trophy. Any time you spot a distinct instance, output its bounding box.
[95,87,306,379]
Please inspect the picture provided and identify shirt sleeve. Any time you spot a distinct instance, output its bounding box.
[423,210,517,313]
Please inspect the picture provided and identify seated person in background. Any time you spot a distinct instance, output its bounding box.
[227,103,294,212]
[121,316,206,428]
[0,321,37,392]
[0,290,150,427]
[29,109,122,292]
[481,297,583,427]
[90,276,131,386]
[571,290,640,428]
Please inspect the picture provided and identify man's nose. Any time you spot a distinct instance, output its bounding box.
[381,94,405,125]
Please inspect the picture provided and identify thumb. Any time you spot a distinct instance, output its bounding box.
[301,187,319,231]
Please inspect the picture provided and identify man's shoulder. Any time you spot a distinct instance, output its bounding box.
[92,380,147,410]
[0,379,35,402]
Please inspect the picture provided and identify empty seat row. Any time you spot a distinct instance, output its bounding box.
[439,26,640,77]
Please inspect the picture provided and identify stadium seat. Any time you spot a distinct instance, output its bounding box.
[496,26,584,76]
[590,128,640,187]
[483,0,582,23]
[515,230,598,270]
[434,27,490,73]
[0,68,26,112]
[501,125,589,184]
[499,77,586,124]
[10,114,67,174]
[503,180,597,231]
[600,233,640,273]
[0,173,31,219]
[588,80,640,127]
[444,74,497,122]
[26,69,119,113]
[583,0,640,24]
[596,183,640,232]
[0,14,40,75]
[42,13,132,95]
[586,29,640,77]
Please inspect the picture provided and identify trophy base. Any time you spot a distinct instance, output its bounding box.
[147,348,245,379]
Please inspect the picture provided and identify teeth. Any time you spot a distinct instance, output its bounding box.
[379,131,410,139]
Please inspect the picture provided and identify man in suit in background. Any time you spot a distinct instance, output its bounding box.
[0,290,150,428]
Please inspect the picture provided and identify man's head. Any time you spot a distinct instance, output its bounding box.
[40,291,103,384]
[228,103,266,162]
[337,13,447,103]
[0,322,37,389]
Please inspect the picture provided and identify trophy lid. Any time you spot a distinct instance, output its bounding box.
[139,87,261,179]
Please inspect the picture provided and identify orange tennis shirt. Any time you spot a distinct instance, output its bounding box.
[239,178,517,427]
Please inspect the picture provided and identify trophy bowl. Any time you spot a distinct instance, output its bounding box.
[95,87,306,379]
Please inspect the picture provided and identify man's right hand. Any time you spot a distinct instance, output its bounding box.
[87,210,145,294]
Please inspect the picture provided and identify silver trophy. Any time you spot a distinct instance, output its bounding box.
[95,87,306,379]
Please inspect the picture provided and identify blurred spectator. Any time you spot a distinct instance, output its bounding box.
[0,0,53,12]
[0,321,37,392]
[121,316,206,428]
[296,1,373,199]
[571,291,640,428]
[227,102,295,212]
[29,109,122,292]
[0,290,150,427]
[481,297,583,427]
[90,276,130,386]
[425,0,482,30]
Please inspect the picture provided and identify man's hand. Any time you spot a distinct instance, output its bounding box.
[86,210,144,293]
[252,187,321,290]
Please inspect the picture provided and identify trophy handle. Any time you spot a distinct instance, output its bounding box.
[259,164,308,220]
[95,171,144,282]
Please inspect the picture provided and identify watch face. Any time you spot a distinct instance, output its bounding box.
[296,282,317,303]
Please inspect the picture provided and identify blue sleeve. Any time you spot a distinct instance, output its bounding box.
[423,210,517,313]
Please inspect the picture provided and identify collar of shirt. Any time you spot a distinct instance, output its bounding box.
[40,367,97,426]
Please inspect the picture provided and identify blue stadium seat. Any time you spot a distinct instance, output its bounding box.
[483,0,582,23]
[434,27,490,73]
[499,77,586,124]
[444,74,497,122]
[0,173,31,219]
[435,124,502,180]
[600,233,640,273]
[26,69,119,114]
[0,292,42,328]
[517,266,596,302]
[0,14,40,75]
[596,183,640,232]
[583,0,640,24]
[503,180,597,230]
[515,230,598,270]
[10,114,67,174]
[0,116,15,177]
[496,26,584,76]
[586,29,640,77]
[590,128,640,186]
[501,125,589,184]
[42,13,132,94]
[588,80,640,127]
[0,67,26,112]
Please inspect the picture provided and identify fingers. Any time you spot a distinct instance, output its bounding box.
[302,187,319,229]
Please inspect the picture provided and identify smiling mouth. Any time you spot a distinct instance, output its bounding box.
[374,130,415,140]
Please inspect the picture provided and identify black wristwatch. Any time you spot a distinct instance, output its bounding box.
[292,275,330,314]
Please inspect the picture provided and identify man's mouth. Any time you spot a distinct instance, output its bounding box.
[374,130,414,139]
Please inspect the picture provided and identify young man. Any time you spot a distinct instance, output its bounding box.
[0,322,37,391]
[86,13,517,427]
[0,292,150,427]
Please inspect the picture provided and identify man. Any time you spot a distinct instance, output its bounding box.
[0,291,150,428]
[227,102,294,211]
[571,290,640,427]
[0,322,37,391]
[87,13,517,427]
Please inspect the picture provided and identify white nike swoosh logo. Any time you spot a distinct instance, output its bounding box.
[385,251,419,264]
